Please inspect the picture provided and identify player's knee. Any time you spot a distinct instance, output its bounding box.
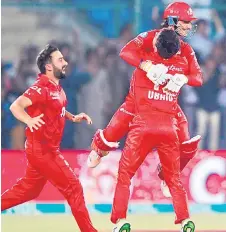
[19,180,45,200]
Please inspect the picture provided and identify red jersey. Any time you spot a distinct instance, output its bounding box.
[23,74,67,147]
[130,52,188,115]
[120,29,203,86]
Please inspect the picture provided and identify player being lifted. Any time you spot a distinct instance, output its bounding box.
[88,2,202,198]
[113,29,197,232]
[1,45,98,232]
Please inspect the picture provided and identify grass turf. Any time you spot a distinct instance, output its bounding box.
[1,214,226,232]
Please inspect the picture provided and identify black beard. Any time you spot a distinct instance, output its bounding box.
[53,66,67,79]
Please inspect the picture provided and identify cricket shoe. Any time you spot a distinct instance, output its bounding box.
[181,219,195,232]
[161,180,171,198]
[112,219,131,232]
[87,150,101,168]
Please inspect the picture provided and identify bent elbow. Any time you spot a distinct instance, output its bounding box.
[187,72,204,87]
[9,102,17,114]
[198,80,203,87]
[9,103,14,112]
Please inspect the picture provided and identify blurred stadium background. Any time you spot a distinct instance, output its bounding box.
[1,0,226,231]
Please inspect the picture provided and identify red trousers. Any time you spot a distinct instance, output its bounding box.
[103,103,192,172]
[111,113,189,224]
[104,103,134,142]
[1,140,97,232]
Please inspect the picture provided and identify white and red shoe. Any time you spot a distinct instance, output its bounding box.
[87,129,119,168]
[87,150,102,168]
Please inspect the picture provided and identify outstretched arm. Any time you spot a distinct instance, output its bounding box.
[66,111,92,124]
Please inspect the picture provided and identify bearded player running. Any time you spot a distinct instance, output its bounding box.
[1,45,98,232]
[88,2,202,198]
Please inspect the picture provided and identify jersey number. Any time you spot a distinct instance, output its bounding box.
[26,86,42,95]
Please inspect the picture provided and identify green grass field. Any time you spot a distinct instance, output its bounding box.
[2,214,226,232]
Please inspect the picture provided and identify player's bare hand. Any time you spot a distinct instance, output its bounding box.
[72,113,92,125]
[26,114,45,132]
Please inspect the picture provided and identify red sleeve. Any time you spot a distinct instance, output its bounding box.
[182,43,203,86]
[119,30,157,68]
[23,85,47,105]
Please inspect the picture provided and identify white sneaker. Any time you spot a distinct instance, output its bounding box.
[87,150,101,168]
[181,219,195,232]
[161,180,172,198]
[112,219,131,232]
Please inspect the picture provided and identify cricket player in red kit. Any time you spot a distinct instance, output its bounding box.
[1,45,98,232]
[88,2,202,198]
[110,29,196,232]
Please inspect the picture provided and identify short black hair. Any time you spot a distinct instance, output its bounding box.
[156,29,180,59]
[36,44,59,74]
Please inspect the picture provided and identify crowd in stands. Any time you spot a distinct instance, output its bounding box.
[2,1,226,150]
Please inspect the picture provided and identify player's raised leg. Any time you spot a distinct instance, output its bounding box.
[1,163,46,211]
[87,98,134,168]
